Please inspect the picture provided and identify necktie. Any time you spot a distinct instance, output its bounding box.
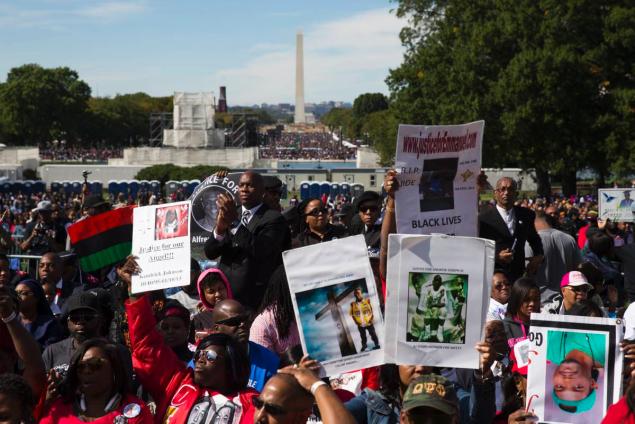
[241,209,251,227]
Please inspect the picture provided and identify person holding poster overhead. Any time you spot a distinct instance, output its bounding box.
[478,177,544,282]
[204,171,290,309]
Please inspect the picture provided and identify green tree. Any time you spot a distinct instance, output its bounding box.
[320,107,355,138]
[388,0,635,195]
[352,93,389,119]
[361,109,399,165]
[135,164,228,184]
[0,64,91,145]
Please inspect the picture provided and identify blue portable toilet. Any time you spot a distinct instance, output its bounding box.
[188,180,201,196]
[319,182,330,199]
[108,180,118,198]
[33,181,46,193]
[150,180,161,195]
[50,182,61,193]
[71,181,82,194]
[351,183,364,199]
[309,182,320,199]
[119,181,130,198]
[62,181,72,195]
[0,181,11,194]
[139,180,150,194]
[128,180,140,199]
[299,182,310,200]
[330,183,340,197]
[180,181,190,195]
[91,181,103,195]
[340,183,351,197]
[22,180,34,195]
[165,180,178,198]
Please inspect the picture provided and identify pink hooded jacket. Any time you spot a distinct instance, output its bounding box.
[196,267,234,310]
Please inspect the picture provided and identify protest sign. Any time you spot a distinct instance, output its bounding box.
[131,201,191,294]
[394,121,484,237]
[599,188,635,222]
[189,173,242,258]
[283,235,384,377]
[527,313,623,423]
[384,234,494,369]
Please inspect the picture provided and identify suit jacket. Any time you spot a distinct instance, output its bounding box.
[478,205,543,282]
[204,204,291,310]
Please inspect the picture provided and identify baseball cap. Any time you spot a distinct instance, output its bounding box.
[83,194,109,209]
[35,201,52,212]
[552,386,596,414]
[355,191,381,212]
[263,176,283,191]
[64,290,102,314]
[560,271,592,289]
[402,374,458,416]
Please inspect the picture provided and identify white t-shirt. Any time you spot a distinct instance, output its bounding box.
[624,302,635,340]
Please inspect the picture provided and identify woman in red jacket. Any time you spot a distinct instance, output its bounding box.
[39,338,153,423]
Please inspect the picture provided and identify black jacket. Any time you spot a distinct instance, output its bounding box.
[204,204,290,310]
[478,205,543,282]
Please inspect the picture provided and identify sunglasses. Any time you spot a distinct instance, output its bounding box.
[68,312,99,323]
[306,207,328,217]
[359,205,379,213]
[77,357,107,373]
[493,282,511,290]
[194,349,218,363]
[252,397,288,416]
[566,285,590,293]
[215,315,249,327]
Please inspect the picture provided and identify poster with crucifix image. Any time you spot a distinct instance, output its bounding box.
[384,234,494,369]
[394,121,484,237]
[283,235,384,376]
[526,313,623,424]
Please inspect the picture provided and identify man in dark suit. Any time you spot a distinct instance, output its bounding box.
[479,177,543,282]
[205,171,291,310]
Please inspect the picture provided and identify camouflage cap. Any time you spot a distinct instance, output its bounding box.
[402,374,458,416]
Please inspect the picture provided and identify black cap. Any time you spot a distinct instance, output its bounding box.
[355,191,381,212]
[83,194,109,209]
[65,290,102,314]
[263,176,283,191]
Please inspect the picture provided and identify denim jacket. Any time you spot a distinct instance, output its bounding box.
[345,388,399,424]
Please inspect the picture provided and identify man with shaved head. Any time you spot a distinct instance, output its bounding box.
[254,368,357,424]
[205,171,291,309]
[479,177,544,282]
[212,299,280,391]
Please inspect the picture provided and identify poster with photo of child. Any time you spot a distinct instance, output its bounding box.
[283,235,384,377]
[526,313,623,424]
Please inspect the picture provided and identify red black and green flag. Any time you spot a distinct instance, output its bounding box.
[68,206,134,273]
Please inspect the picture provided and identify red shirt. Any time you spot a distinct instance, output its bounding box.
[602,397,635,424]
[39,394,153,424]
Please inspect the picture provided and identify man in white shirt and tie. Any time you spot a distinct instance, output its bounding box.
[205,171,290,310]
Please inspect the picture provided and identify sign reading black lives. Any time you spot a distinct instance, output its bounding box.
[188,173,241,259]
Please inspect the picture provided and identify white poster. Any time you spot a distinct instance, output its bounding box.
[131,201,191,294]
[283,235,384,377]
[599,188,635,222]
[394,121,484,237]
[385,234,494,369]
[527,313,623,423]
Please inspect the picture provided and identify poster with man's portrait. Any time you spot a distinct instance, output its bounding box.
[155,203,189,240]
[283,235,384,377]
[384,234,494,369]
[599,188,635,222]
[527,313,623,423]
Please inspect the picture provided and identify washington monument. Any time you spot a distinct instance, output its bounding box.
[294,31,306,124]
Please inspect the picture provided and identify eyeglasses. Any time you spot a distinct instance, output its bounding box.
[194,349,218,363]
[215,315,249,327]
[77,357,107,373]
[566,285,590,293]
[306,207,328,217]
[359,205,379,213]
[16,290,34,298]
[68,312,99,323]
[252,397,288,415]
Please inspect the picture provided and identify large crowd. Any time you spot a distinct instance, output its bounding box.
[39,145,124,162]
[0,170,634,423]
[259,132,357,160]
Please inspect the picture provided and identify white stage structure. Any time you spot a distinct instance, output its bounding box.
[163,92,225,148]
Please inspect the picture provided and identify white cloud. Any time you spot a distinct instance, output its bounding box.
[75,1,146,18]
[212,8,405,105]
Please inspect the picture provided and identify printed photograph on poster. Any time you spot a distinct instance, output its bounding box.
[526,313,623,424]
[394,121,484,237]
[383,234,494,370]
[419,158,458,212]
[406,272,467,344]
[295,278,381,363]
[599,188,635,222]
[131,200,191,294]
[155,204,189,240]
[283,235,385,376]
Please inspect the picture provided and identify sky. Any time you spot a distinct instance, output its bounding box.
[0,0,406,105]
